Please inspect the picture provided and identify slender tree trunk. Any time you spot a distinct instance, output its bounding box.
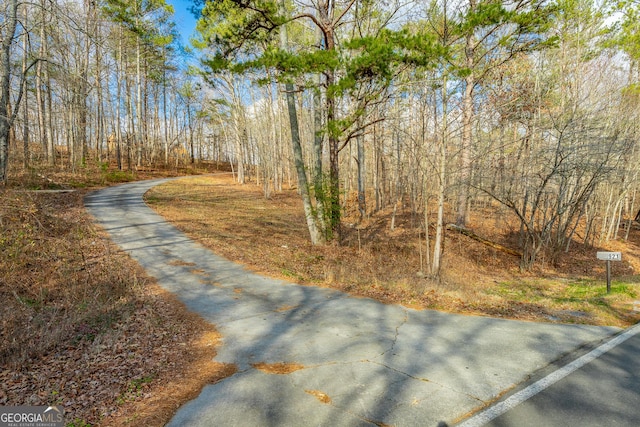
[163,48,169,166]
[0,0,19,184]
[280,0,324,244]
[374,125,382,212]
[96,32,105,162]
[79,0,93,165]
[357,118,366,220]
[233,110,245,182]
[116,33,123,170]
[326,70,340,239]
[136,35,143,168]
[432,70,449,276]
[79,61,89,166]
[21,12,29,169]
[132,3,144,170]
[45,55,54,164]
[456,76,473,227]
[313,75,326,231]
[142,60,150,165]
[456,0,477,227]
[126,72,134,171]
[187,100,194,164]
[285,83,324,244]
[317,3,341,240]
[36,0,54,166]
[390,129,401,230]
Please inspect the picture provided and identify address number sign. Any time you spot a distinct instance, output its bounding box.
[596,252,622,261]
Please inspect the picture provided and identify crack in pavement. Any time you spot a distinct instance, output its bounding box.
[367,358,489,405]
[366,360,432,384]
[380,307,409,357]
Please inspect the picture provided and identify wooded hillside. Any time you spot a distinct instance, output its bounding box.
[2,0,640,272]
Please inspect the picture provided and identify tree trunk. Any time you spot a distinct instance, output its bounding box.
[136,34,143,168]
[96,31,105,163]
[79,0,93,166]
[280,0,324,244]
[0,0,19,184]
[390,129,401,230]
[432,88,447,275]
[356,118,366,220]
[285,83,324,245]
[313,74,326,231]
[125,71,134,171]
[456,28,475,227]
[116,32,123,170]
[317,3,341,240]
[21,11,29,169]
[327,68,341,239]
[520,232,540,270]
[163,47,169,166]
[187,100,195,164]
[36,0,54,166]
[45,57,54,164]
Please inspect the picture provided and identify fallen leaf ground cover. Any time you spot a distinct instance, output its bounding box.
[1,165,234,426]
[146,174,640,328]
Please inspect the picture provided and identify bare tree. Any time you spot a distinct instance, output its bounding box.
[1,0,39,184]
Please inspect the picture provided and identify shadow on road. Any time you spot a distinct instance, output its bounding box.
[85,179,618,427]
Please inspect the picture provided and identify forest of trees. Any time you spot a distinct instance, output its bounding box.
[0,0,207,182]
[1,0,640,273]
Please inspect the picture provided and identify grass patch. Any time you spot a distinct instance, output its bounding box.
[102,170,136,184]
[486,277,640,325]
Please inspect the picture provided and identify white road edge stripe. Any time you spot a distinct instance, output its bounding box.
[457,323,640,427]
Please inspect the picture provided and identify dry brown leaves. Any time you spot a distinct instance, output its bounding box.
[305,389,331,404]
[0,189,234,426]
[251,362,305,375]
[146,175,640,328]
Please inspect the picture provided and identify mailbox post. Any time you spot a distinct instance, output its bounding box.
[596,252,622,294]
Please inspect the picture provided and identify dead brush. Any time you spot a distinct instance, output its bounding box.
[0,191,140,367]
[145,175,640,327]
[1,167,233,426]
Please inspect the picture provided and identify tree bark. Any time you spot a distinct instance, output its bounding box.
[279,0,325,244]
[163,47,169,166]
[315,1,342,240]
[285,82,325,245]
[432,74,448,275]
[456,11,476,227]
[0,0,19,184]
[356,118,366,220]
[116,32,123,170]
[313,74,326,231]
[136,33,143,168]
[21,9,29,169]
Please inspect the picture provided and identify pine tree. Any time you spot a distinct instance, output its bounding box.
[194,0,439,242]
[446,0,558,227]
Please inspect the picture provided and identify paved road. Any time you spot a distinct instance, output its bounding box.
[85,178,620,427]
[460,326,640,427]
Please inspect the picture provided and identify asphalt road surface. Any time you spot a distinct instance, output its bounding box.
[458,324,640,427]
[85,177,624,427]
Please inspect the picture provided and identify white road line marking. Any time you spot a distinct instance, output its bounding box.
[457,323,640,427]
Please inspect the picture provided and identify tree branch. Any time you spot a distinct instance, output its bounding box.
[8,58,42,128]
[337,117,385,152]
[332,0,358,27]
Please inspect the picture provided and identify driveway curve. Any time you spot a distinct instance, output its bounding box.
[85,178,618,427]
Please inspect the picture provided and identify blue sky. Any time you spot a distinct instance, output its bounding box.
[167,0,198,46]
